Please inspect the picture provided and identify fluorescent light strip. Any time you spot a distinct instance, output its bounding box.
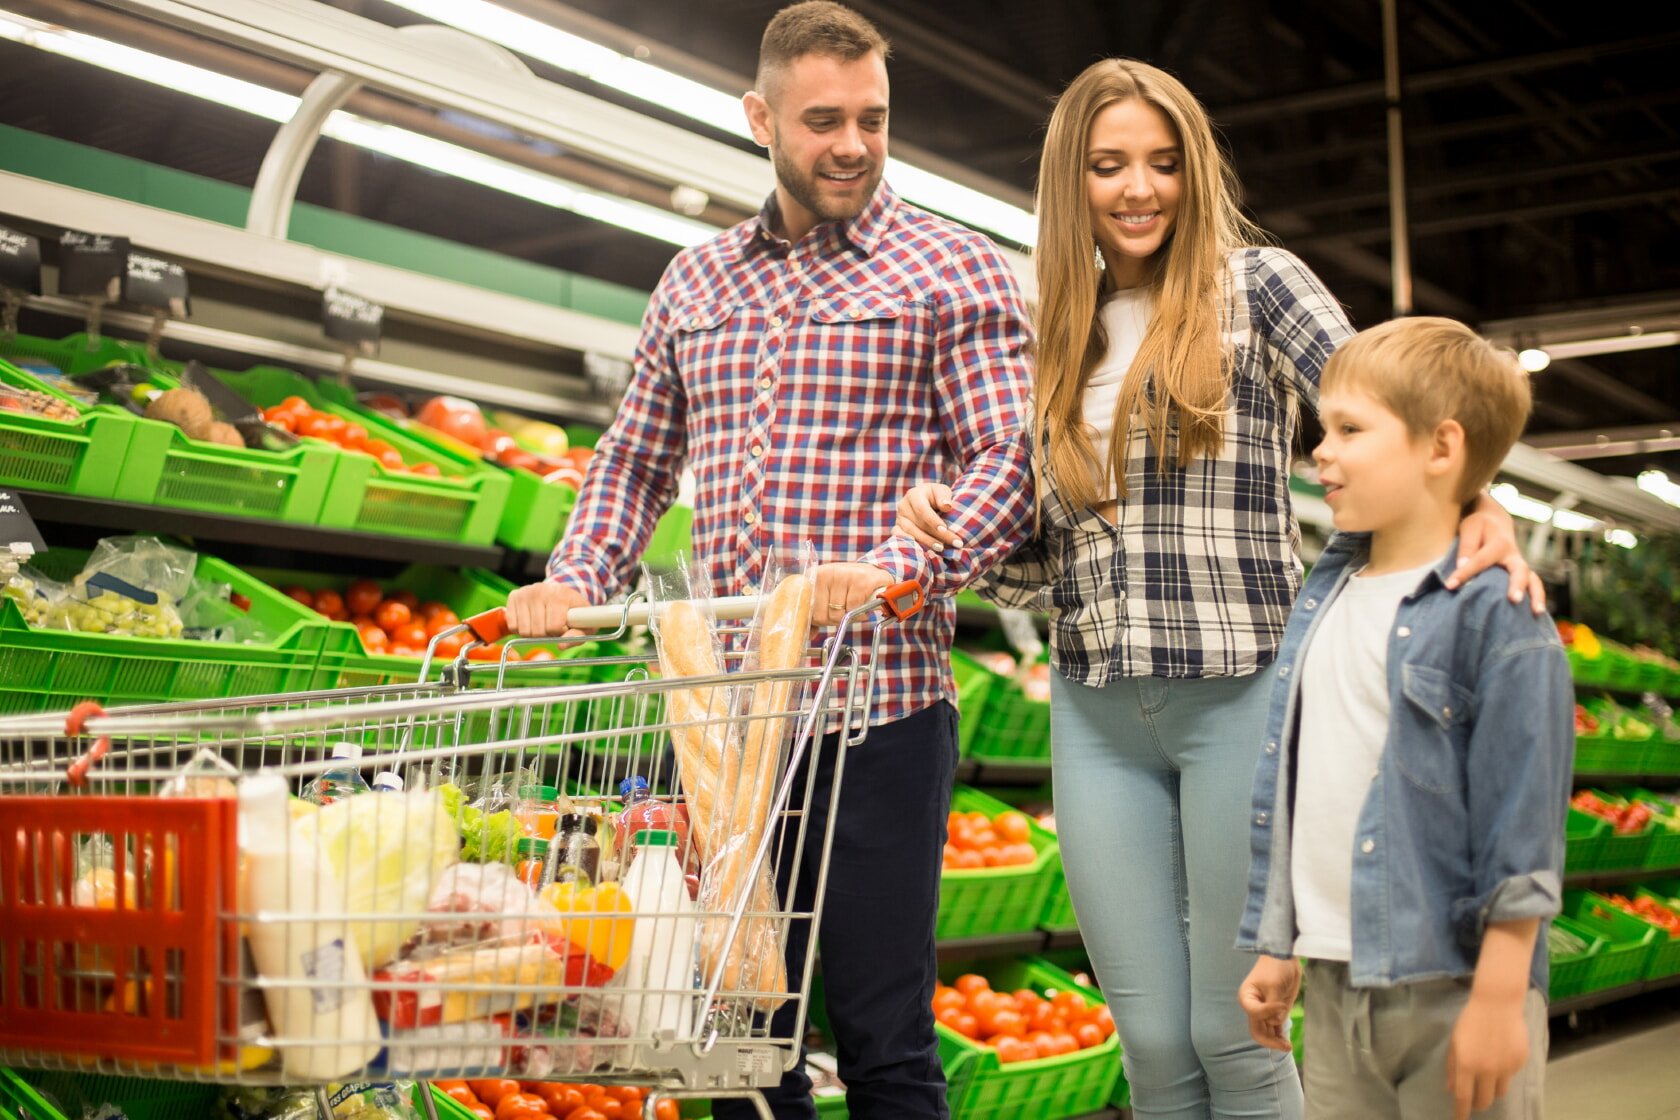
[1549,509,1602,533]
[1606,528,1638,549]
[379,0,1040,246]
[0,10,716,247]
[1489,482,1553,524]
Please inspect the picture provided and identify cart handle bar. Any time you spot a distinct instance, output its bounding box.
[465,578,924,645]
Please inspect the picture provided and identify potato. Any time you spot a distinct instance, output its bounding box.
[205,421,245,448]
[144,387,215,440]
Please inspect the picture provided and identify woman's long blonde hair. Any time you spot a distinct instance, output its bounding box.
[1034,58,1266,508]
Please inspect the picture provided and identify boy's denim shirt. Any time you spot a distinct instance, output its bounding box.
[1236,532,1574,992]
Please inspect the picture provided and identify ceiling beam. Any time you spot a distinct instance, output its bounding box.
[1528,423,1680,462]
[1298,186,1680,247]
[1543,359,1673,423]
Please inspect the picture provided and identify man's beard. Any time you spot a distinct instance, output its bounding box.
[772,142,881,226]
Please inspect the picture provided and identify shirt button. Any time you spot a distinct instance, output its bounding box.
[1304,598,1318,610]
[1442,706,1452,719]
[750,444,764,458]
[850,308,864,319]
[759,378,773,391]
[687,316,700,328]
[743,511,757,525]
[1255,812,1269,826]
[771,315,784,328]
[1397,626,1412,637]
[1265,742,1278,755]
[1278,664,1291,678]
[1361,839,1375,854]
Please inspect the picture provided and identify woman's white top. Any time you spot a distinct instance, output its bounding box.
[1082,285,1155,500]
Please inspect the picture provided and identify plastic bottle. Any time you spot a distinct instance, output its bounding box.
[515,837,551,890]
[371,771,404,793]
[515,783,568,839]
[238,773,382,1079]
[617,829,697,1041]
[302,743,371,805]
[548,813,601,888]
[616,776,688,862]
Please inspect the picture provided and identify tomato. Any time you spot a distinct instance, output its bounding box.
[469,1080,519,1107]
[953,973,989,996]
[313,589,347,620]
[395,622,429,648]
[951,849,984,870]
[1006,842,1037,866]
[996,811,1032,844]
[426,609,461,635]
[362,437,394,459]
[591,1100,623,1120]
[375,600,412,633]
[390,589,420,609]
[1074,1022,1105,1049]
[467,643,505,661]
[278,395,310,413]
[524,648,557,662]
[412,461,442,477]
[282,586,314,610]
[608,1087,643,1104]
[435,633,468,659]
[979,844,1005,867]
[295,413,334,440]
[345,579,383,617]
[1051,990,1086,1018]
[954,1012,980,1039]
[436,1083,476,1106]
[568,1110,606,1120]
[1027,1030,1057,1058]
[1027,999,1057,1030]
[932,988,965,1016]
[470,1108,494,1120]
[356,621,389,653]
[538,1085,585,1115]
[935,1005,965,1032]
[495,1093,548,1120]
[994,1035,1035,1064]
[654,1101,679,1120]
[989,1008,1025,1037]
[341,422,369,450]
[1091,1005,1115,1038]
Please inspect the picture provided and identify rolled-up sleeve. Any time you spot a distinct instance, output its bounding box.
[1454,633,1574,941]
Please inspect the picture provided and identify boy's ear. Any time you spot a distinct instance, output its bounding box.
[1427,418,1467,480]
[744,91,773,148]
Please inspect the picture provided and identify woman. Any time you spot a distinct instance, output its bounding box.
[899,60,1536,1119]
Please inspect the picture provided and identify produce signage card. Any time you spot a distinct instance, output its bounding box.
[58,230,129,300]
[0,225,41,295]
[123,251,191,318]
[323,285,383,355]
[0,490,46,553]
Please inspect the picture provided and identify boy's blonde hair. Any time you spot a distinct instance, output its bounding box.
[1322,316,1532,502]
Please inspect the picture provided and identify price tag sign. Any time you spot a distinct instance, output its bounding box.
[123,251,191,318]
[0,225,42,296]
[58,230,129,301]
[322,286,383,355]
[0,489,46,553]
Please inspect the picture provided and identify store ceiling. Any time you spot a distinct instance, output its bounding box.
[1,0,1677,470]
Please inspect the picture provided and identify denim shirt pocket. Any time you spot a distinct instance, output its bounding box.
[1396,663,1474,796]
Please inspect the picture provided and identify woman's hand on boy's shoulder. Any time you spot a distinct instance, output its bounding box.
[1450,496,1547,614]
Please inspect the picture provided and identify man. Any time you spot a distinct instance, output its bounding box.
[506,4,1034,1115]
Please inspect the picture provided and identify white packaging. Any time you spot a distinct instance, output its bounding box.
[239,772,383,1079]
[617,830,698,1042]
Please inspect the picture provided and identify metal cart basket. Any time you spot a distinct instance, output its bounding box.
[0,582,922,1120]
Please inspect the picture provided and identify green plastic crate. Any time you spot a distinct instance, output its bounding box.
[813,1090,849,1117]
[938,786,1059,941]
[1,330,153,376]
[1632,889,1680,980]
[0,1069,461,1120]
[205,365,510,545]
[959,653,1051,764]
[1548,915,1603,1000]
[1567,891,1660,990]
[0,545,339,714]
[1568,648,1611,687]
[1646,740,1680,776]
[1637,658,1670,692]
[935,957,1122,1120]
[950,649,996,756]
[1040,864,1078,934]
[1573,732,1648,775]
[1565,807,1610,873]
[0,355,140,499]
[1642,815,1680,871]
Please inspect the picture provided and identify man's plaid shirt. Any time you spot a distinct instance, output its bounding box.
[978,247,1355,683]
[550,183,1035,726]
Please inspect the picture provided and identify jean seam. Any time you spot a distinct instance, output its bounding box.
[1168,785,1192,980]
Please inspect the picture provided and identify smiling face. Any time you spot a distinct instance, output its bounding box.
[745,51,889,243]
[1085,98,1183,288]
[1314,386,1442,534]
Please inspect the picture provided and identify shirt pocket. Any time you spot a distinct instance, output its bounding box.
[670,302,753,415]
[1396,662,1474,797]
[803,291,932,405]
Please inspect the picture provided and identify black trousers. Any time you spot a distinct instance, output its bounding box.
[714,701,959,1120]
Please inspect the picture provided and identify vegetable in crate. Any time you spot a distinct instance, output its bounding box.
[931,973,1115,1062]
[1574,704,1599,736]
[1547,923,1590,956]
[943,808,1037,870]
[1602,892,1680,936]
[0,384,78,420]
[1571,790,1653,835]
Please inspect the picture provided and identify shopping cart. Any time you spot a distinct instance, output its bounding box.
[0,580,923,1120]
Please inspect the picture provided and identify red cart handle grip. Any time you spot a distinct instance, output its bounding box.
[465,607,510,645]
[875,579,924,622]
[65,700,111,788]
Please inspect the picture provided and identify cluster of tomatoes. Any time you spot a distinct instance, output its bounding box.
[1572,790,1655,836]
[433,1079,678,1120]
[1604,891,1680,936]
[283,580,552,662]
[262,395,442,476]
[932,974,1115,1064]
[943,809,1037,871]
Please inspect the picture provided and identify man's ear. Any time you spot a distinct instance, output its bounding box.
[743,90,773,148]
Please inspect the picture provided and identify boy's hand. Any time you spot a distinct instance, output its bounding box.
[1446,992,1530,1119]
[1237,956,1300,1053]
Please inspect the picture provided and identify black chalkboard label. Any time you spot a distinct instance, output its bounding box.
[0,489,45,553]
[322,286,383,352]
[58,230,129,300]
[123,251,191,317]
[0,225,41,295]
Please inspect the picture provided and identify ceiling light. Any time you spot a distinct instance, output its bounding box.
[1637,469,1680,508]
[0,9,717,247]
[1545,330,1680,361]
[378,0,1040,246]
[1489,482,1553,523]
[1605,528,1638,549]
[1517,348,1551,373]
[1549,509,1602,532]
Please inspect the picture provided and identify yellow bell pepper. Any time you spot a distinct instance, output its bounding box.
[540,881,635,972]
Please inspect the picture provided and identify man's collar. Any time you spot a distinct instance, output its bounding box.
[734,181,899,259]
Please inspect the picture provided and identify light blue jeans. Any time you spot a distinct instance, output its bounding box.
[1051,668,1303,1120]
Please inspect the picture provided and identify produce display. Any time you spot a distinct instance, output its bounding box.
[931,973,1115,1063]
[1572,790,1655,835]
[969,648,1051,702]
[1577,696,1656,741]
[943,808,1038,870]
[264,395,440,475]
[1600,892,1680,936]
[283,579,548,661]
[432,1078,678,1120]
[414,395,593,486]
[1548,922,1592,957]
[0,383,77,420]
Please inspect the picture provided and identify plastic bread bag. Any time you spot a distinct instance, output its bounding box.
[694,545,816,1014]
[293,786,461,969]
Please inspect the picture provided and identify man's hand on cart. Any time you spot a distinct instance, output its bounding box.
[506,580,594,637]
[814,563,899,627]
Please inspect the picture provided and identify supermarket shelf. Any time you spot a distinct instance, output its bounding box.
[1574,772,1680,787]
[936,931,1052,963]
[1565,865,1680,890]
[1550,972,1680,1017]
[19,489,503,568]
[1044,928,1087,952]
[954,759,1052,786]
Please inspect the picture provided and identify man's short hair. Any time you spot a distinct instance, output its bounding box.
[756,2,890,103]
[1322,316,1533,502]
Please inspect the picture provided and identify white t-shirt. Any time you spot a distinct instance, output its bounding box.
[1291,557,1440,960]
[1082,286,1153,499]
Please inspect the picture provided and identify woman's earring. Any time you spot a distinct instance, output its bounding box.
[1094,243,1107,272]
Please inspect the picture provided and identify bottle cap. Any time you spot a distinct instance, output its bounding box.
[517,783,559,802]
[557,813,586,833]
[516,837,550,858]
[328,742,364,761]
[618,775,651,798]
[372,771,404,792]
[634,829,678,847]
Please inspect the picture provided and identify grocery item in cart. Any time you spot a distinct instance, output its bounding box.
[618,829,700,1041]
[238,773,383,1079]
[375,1018,514,1078]
[550,812,601,888]
[305,742,374,804]
[412,860,553,954]
[615,775,692,867]
[371,937,605,1030]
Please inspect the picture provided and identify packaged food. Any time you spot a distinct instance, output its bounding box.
[370,939,577,1030]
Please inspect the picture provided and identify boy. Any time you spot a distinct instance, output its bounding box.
[1235,316,1573,1120]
